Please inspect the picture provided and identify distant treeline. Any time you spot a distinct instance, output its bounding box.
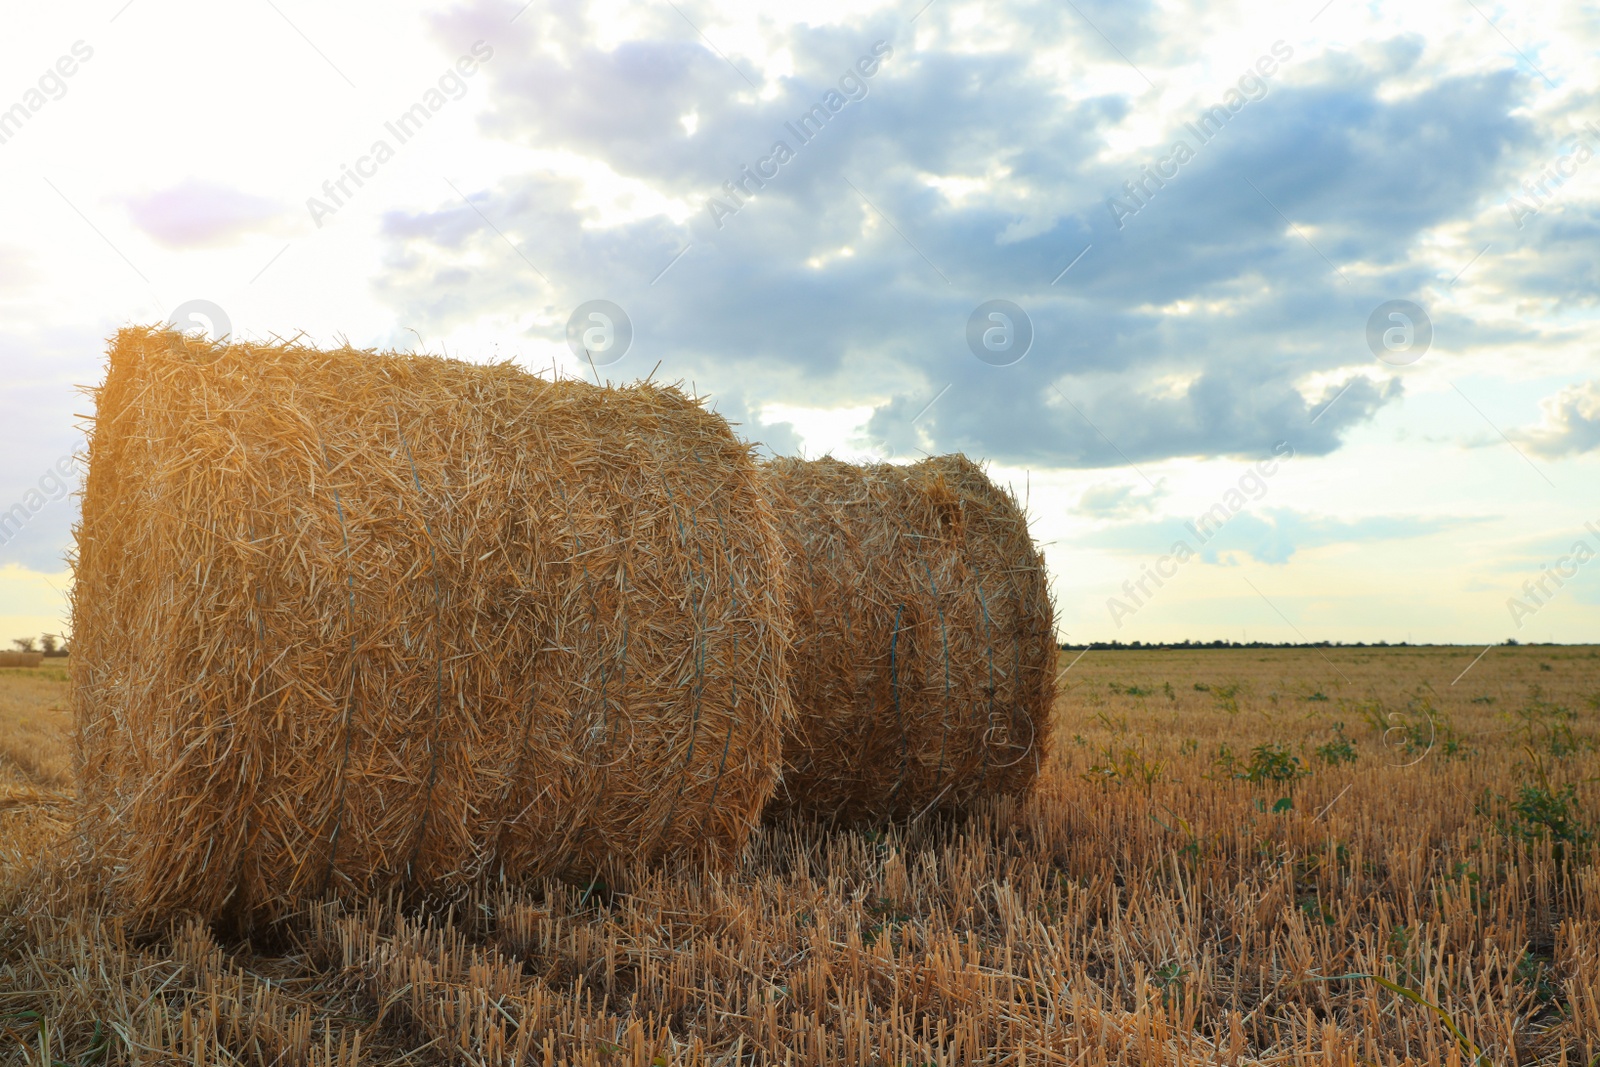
[9,635,69,657]
[1056,638,1568,651]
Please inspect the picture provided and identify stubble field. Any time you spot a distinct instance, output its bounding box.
[1,646,1597,1065]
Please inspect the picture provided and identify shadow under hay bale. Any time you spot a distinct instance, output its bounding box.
[72,327,791,925]
[764,455,1055,823]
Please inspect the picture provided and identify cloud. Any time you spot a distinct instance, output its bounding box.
[0,496,77,573]
[871,369,1402,468]
[1477,521,1600,577]
[0,449,81,576]
[365,2,1553,469]
[1075,480,1166,519]
[703,390,806,458]
[0,324,107,573]
[124,180,285,248]
[1519,379,1600,457]
[1079,507,1479,565]
[0,245,35,291]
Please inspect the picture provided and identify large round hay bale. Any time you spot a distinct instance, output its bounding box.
[764,455,1055,822]
[72,327,790,924]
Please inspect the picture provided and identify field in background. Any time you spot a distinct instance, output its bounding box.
[1,647,1597,1065]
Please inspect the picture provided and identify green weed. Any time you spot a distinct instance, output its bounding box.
[1314,723,1358,766]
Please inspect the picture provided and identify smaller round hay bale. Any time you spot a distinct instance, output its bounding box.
[72,327,791,924]
[764,454,1055,822]
[0,652,45,668]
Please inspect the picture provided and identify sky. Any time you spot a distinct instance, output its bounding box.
[1,0,1597,649]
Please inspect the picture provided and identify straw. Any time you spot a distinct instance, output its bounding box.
[71,327,791,925]
[763,455,1055,822]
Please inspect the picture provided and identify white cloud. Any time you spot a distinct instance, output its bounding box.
[123,180,286,248]
[1520,379,1600,456]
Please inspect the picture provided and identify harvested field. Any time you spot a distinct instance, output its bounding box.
[4,645,1598,1064]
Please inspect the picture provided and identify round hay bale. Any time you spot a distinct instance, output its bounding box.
[72,327,790,924]
[764,455,1055,822]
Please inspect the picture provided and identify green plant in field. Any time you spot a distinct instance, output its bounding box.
[1443,862,1484,910]
[1108,681,1153,697]
[1504,782,1591,851]
[866,898,911,945]
[1191,680,1245,712]
[1481,753,1595,863]
[1387,924,1412,961]
[1314,723,1358,766]
[1511,688,1583,757]
[1355,688,1467,763]
[1211,742,1311,789]
[1082,745,1164,789]
[1211,682,1245,715]
[1304,690,1330,702]
[1150,806,1208,863]
[1153,961,1187,984]
[1239,742,1310,785]
[1152,961,1189,1007]
[1514,951,1561,1007]
[1298,896,1334,925]
[1092,710,1130,734]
